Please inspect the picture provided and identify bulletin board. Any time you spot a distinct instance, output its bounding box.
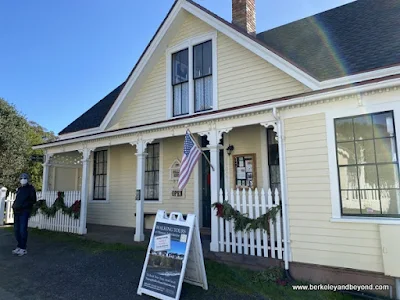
[233,154,256,189]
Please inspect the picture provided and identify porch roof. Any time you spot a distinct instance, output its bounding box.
[58,82,126,135]
[33,73,400,150]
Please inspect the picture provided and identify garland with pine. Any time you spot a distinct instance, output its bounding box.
[31,192,81,219]
[212,200,281,234]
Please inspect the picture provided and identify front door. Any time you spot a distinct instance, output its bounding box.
[201,147,224,228]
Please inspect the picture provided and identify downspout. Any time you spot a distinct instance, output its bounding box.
[272,107,291,274]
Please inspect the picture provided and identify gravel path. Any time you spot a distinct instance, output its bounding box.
[0,228,266,300]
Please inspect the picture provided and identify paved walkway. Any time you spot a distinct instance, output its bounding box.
[0,227,265,300]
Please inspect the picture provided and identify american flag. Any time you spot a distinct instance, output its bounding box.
[178,130,202,190]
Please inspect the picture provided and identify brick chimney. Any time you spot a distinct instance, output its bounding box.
[232,0,256,35]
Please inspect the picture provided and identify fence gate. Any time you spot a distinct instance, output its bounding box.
[215,188,284,260]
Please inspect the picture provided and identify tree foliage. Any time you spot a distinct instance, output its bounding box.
[0,98,57,191]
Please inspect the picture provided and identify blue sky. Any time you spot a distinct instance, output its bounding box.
[0,0,354,135]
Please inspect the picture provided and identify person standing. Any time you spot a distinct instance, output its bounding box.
[12,173,37,256]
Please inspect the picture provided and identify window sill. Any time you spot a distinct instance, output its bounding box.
[172,113,189,119]
[330,217,400,225]
[194,109,213,115]
[89,199,109,204]
[144,199,161,203]
[169,109,214,120]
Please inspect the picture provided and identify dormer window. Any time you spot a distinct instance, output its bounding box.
[167,32,217,119]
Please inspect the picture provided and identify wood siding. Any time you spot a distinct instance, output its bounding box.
[87,145,136,227]
[117,11,308,129]
[284,113,384,273]
[54,167,78,191]
[217,34,308,109]
[226,125,265,190]
[162,137,195,213]
[87,139,196,229]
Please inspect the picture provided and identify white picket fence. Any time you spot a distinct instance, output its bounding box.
[216,188,284,259]
[4,191,16,224]
[1,188,81,234]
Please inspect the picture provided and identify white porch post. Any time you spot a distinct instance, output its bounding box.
[200,126,232,252]
[263,108,291,270]
[78,148,93,235]
[41,153,53,193]
[131,138,153,242]
[0,187,7,226]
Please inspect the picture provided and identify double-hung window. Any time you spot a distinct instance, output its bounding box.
[334,111,400,217]
[172,49,189,116]
[93,150,107,200]
[169,34,215,118]
[193,41,213,112]
[145,143,160,201]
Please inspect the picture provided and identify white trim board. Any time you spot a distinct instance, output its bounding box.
[58,127,101,141]
[33,77,400,150]
[320,65,400,89]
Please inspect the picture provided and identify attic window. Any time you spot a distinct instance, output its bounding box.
[193,40,213,112]
[167,32,217,119]
[172,49,189,116]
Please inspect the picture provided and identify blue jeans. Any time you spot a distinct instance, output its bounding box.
[14,210,30,250]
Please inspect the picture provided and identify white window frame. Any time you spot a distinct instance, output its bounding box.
[166,31,218,119]
[145,140,163,204]
[89,147,111,203]
[327,100,400,225]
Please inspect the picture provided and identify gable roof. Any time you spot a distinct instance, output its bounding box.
[58,82,125,135]
[256,0,400,81]
[59,0,400,136]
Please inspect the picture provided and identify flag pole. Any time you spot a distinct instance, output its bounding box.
[186,128,215,172]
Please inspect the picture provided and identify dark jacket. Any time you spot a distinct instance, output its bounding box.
[12,184,37,214]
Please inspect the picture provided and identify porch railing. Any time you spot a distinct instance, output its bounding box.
[215,188,284,259]
[1,188,81,234]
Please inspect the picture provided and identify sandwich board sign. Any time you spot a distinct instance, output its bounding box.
[137,210,208,300]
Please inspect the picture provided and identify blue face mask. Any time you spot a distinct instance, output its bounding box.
[20,179,28,185]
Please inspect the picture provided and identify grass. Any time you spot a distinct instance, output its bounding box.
[204,260,359,300]
[3,226,362,300]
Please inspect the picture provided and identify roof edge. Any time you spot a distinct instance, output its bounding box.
[33,73,400,149]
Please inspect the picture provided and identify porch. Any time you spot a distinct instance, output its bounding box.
[32,112,289,267]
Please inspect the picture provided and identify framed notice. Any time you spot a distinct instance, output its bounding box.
[137,211,208,300]
[233,153,256,189]
[236,167,246,179]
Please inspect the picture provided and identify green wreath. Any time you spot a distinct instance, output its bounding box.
[31,192,81,219]
[212,201,281,234]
